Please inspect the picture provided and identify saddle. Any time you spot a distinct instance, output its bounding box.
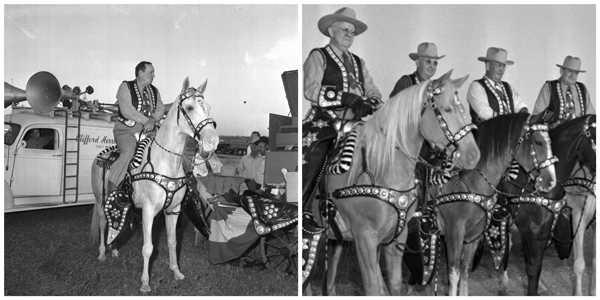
[94,145,120,169]
[229,190,298,235]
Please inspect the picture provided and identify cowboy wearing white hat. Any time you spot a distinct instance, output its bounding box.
[390,42,446,98]
[533,55,594,128]
[467,47,528,125]
[301,6,382,290]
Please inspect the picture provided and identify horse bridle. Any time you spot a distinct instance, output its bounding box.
[511,115,558,180]
[421,81,478,161]
[177,87,217,146]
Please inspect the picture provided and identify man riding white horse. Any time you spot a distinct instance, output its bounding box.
[302,7,383,287]
[108,61,165,192]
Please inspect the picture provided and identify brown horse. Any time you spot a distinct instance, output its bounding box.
[90,78,219,292]
[435,113,557,296]
[314,70,480,295]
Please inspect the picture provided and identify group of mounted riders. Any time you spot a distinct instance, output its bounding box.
[301,7,595,296]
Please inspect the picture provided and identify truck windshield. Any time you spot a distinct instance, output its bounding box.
[4,123,21,146]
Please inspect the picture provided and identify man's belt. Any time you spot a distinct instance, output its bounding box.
[118,117,136,127]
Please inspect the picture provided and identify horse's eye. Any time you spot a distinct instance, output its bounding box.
[187,106,194,111]
[444,107,452,113]
[534,140,542,146]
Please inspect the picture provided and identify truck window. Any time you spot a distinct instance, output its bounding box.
[23,128,57,150]
[4,123,20,146]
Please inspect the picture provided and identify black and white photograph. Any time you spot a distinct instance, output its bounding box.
[4,4,298,296]
[301,4,595,296]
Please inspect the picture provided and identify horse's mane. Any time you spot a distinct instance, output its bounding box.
[550,114,594,140]
[349,80,429,183]
[476,113,529,167]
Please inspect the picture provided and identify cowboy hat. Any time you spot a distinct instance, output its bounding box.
[409,42,445,61]
[254,136,269,146]
[478,47,514,65]
[557,55,586,73]
[318,7,368,37]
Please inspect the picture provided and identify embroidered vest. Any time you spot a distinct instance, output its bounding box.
[407,71,421,86]
[318,46,365,92]
[546,80,587,123]
[470,78,514,124]
[118,80,158,126]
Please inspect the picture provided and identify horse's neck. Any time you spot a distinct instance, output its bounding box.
[149,118,187,176]
[460,154,512,195]
[375,135,421,191]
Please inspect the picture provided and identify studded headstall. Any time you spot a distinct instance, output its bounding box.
[583,115,596,152]
[422,81,478,162]
[177,87,217,144]
[512,115,559,181]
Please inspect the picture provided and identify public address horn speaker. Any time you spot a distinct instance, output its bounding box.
[26,71,63,113]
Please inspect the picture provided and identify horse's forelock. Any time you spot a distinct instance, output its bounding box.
[476,113,529,167]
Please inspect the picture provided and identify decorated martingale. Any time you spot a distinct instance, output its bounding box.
[333,180,419,245]
[506,195,572,257]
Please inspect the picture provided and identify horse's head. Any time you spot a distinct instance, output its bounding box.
[578,114,596,170]
[176,77,219,158]
[419,69,480,170]
[561,114,596,172]
[513,113,557,192]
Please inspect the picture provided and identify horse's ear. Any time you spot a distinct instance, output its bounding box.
[198,79,208,95]
[434,69,454,87]
[181,77,190,95]
[531,112,544,124]
[452,75,470,89]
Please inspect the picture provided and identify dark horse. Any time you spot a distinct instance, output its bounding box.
[496,114,596,296]
[435,113,557,296]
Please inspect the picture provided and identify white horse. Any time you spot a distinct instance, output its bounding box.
[90,77,219,292]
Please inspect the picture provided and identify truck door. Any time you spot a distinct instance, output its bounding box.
[10,127,63,197]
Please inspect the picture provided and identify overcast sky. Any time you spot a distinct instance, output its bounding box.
[303,5,595,115]
[5,4,298,137]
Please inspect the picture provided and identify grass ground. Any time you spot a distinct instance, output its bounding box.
[4,205,297,296]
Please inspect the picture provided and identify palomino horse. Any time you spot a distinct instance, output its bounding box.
[495,114,596,296]
[314,70,480,295]
[90,78,219,292]
[435,113,557,296]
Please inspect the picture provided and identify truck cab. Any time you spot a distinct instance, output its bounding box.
[4,108,116,212]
